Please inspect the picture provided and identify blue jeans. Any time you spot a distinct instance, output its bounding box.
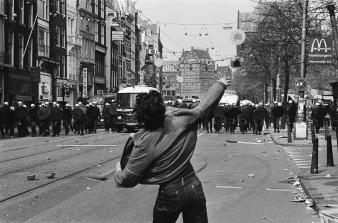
[153,174,208,223]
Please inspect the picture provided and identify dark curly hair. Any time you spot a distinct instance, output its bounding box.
[133,90,166,131]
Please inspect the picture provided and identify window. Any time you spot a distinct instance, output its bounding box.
[94,0,98,14]
[27,40,33,67]
[100,24,105,44]
[0,20,4,61]
[0,0,4,14]
[94,22,98,42]
[60,0,65,14]
[55,26,60,46]
[18,35,24,67]
[100,0,104,18]
[56,0,60,13]
[28,3,33,27]
[8,0,14,20]
[60,56,66,78]
[38,28,49,57]
[19,0,24,24]
[61,28,65,47]
[7,31,13,65]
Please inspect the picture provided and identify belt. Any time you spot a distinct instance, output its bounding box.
[160,171,196,188]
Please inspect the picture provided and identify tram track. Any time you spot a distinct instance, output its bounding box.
[0,135,128,178]
[0,133,128,164]
[0,131,114,154]
[0,155,121,205]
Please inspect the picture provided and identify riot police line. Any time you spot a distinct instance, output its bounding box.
[169,98,334,135]
[0,100,119,139]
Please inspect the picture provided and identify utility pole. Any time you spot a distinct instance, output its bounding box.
[300,0,309,79]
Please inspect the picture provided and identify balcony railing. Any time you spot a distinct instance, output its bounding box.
[68,36,82,46]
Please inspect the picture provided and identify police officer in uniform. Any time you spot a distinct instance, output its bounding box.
[28,104,39,137]
[63,104,73,135]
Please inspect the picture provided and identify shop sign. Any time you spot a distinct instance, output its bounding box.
[95,76,106,84]
[308,37,335,64]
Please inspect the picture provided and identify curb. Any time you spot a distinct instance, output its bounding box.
[268,131,313,147]
[298,176,319,213]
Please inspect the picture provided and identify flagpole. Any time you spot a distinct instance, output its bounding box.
[22,13,38,67]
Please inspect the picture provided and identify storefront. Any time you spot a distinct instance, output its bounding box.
[94,75,106,96]
[7,71,35,104]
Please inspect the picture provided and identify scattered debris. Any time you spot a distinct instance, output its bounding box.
[27,174,37,181]
[248,173,255,178]
[325,174,332,178]
[291,195,306,202]
[305,198,315,207]
[86,186,91,190]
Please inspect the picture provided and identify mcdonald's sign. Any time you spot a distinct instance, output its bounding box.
[308,37,335,65]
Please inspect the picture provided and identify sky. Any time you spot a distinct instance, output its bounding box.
[135,0,257,65]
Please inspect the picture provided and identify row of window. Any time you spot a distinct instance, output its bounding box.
[6,0,34,27]
[79,0,105,18]
[80,17,105,45]
[7,31,33,67]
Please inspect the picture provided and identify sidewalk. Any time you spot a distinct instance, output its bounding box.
[269,127,338,222]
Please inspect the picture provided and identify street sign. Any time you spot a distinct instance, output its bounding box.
[111,31,124,41]
[230,29,246,45]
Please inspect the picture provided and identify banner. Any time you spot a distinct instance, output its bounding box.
[83,68,88,98]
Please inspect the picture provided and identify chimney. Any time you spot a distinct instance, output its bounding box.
[191,46,194,51]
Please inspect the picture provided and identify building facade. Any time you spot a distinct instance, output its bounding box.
[78,0,96,101]
[162,60,179,98]
[179,47,215,99]
[93,0,106,96]
[66,0,81,106]
[3,0,38,104]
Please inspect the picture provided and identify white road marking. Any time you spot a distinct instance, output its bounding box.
[57,145,118,147]
[266,188,293,192]
[216,185,242,189]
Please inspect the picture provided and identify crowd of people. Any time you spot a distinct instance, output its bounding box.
[170,98,335,135]
[0,97,335,139]
[0,101,119,139]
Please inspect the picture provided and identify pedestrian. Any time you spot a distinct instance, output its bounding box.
[286,100,297,132]
[114,77,231,223]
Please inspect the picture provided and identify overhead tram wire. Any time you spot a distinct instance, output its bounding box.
[134,5,233,61]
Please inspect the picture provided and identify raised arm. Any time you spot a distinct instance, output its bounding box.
[194,77,232,119]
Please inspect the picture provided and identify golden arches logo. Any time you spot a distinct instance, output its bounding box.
[310,38,331,53]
